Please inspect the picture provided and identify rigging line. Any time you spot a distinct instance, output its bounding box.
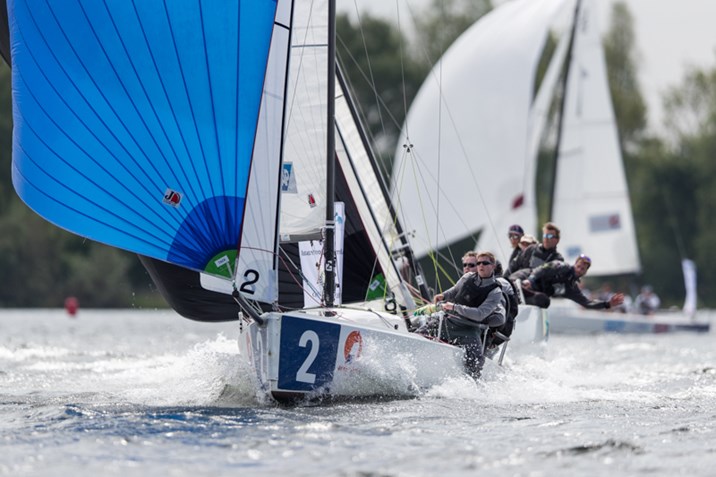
[434,46,443,294]
[402,145,448,294]
[350,0,389,142]
[403,6,514,262]
[413,63,508,260]
[334,58,392,185]
[334,37,402,131]
[394,0,410,141]
[277,246,324,307]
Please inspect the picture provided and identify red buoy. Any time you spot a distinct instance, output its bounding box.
[64,296,79,317]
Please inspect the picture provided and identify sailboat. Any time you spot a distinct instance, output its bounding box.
[2,0,549,402]
[393,0,709,335]
[533,0,709,334]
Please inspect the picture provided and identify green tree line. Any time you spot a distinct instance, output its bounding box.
[0,2,714,308]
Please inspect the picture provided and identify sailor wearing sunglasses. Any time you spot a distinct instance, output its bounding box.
[509,222,565,281]
[425,251,506,378]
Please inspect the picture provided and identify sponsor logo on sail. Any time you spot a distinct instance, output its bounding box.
[281,163,297,193]
[163,188,182,207]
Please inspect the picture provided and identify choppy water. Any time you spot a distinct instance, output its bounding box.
[2,308,716,476]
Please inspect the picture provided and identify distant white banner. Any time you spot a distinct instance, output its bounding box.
[681,258,697,317]
[299,202,345,307]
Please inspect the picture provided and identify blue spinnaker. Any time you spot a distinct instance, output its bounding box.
[9,0,278,274]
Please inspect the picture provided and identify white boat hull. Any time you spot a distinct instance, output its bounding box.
[549,299,710,334]
[238,308,464,402]
[511,304,549,345]
[238,304,549,402]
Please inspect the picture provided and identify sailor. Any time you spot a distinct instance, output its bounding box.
[489,260,519,348]
[420,251,505,378]
[635,285,661,315]
[509,222,564,281]
[521,254,625,310]
[503,224,524,277]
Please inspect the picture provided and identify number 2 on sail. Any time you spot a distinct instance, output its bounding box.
[239,269,260,294]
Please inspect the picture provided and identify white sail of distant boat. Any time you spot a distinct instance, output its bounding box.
[391,0,569,266]
[550,0,640,276]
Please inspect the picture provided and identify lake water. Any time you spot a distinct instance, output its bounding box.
[1,308,715,476]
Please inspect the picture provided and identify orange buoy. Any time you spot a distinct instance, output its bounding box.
[64,296,79,317]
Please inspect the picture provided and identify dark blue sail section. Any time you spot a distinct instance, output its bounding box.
[8,0,278,273]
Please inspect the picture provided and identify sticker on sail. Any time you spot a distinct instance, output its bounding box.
[214,255,230,268]
[281,163,297,193]
[307,194,317,208]
[589,213,621,232]
[163,189,182,207]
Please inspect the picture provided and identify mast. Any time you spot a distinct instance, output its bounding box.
[323,0,337,306]
[547,0,581,221]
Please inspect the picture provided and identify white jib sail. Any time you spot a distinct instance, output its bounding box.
[551,0,640,276]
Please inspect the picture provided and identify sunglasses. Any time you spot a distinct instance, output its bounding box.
[544,233,559,239]
[508,234,521,239]
[476,260,493,266]
[462,262,477,268]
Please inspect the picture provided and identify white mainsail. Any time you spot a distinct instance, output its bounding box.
[392,0,569,264]
[551,0,640,276]
[279,0,329,240]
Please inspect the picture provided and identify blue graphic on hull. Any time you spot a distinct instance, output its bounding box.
[278,316,340,392]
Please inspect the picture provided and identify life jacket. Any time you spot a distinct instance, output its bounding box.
[443,275,500,339]
[489,278,519,346]
[452,275,499,309]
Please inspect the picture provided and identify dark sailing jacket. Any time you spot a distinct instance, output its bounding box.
[441,273,505,337]
[526,261,611,310]
[509,243,564,280]
[504,246,523,277]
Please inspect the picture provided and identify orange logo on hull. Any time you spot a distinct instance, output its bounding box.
[343,331,363,363]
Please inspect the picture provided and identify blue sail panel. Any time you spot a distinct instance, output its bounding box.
[9,0,278,274]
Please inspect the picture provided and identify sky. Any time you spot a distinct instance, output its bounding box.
[338,0,716,134]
